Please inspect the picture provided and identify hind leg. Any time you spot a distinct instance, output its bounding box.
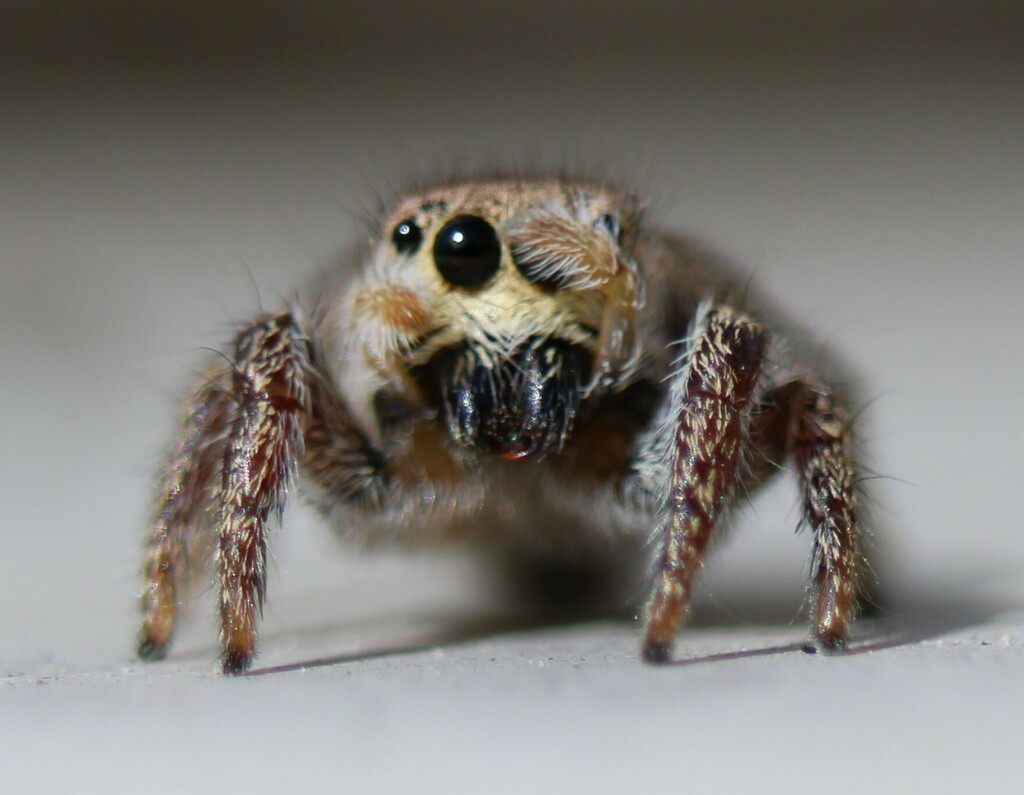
[138,371,232,660]
[788,381,862,651]
[738,378,865,651]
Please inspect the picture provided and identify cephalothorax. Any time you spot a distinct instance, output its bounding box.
[138,177,868,674]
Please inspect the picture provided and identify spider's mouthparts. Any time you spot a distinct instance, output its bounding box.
[435,337,591,459]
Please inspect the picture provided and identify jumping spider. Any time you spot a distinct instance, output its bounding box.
[138,177,868,674]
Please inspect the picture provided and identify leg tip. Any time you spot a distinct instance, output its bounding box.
[222,648,255,676]
[641,639,674,665]
[803,632,848,656]
[137,637,168,662]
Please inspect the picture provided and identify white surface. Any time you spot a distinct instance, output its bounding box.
[1,3,1022,792]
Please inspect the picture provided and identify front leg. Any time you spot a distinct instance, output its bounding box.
[216,313,311,674]
[640,304,766,663]
[139,309,391,674]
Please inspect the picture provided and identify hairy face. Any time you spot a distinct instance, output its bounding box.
[340,178,644,458]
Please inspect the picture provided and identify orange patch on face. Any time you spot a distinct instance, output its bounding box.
[362,284,429,333]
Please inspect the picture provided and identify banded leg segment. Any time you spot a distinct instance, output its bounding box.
[641,306,766,662]
[301,373,389,510]
[216,313,311,674]
[139,309,393,673]
[139,373,232,659]
[790,383,860,651]
[739,379,862,650]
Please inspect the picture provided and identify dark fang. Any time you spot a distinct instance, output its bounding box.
[433,338,590,458]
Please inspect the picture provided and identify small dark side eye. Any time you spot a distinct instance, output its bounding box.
[391,218,423,254]
[432,215,501,288]
[595,213,621,243]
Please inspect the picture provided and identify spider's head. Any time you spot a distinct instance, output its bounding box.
[342,178,644,459]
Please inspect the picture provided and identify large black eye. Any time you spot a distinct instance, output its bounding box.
[391,218,423,254]
[432,215,501,287]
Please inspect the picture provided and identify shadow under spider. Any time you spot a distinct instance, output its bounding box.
[242,609,623,677]
[659,586,1016,667]
[236,585,1014,676]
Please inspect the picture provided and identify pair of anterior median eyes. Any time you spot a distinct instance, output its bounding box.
[390,213,623,289]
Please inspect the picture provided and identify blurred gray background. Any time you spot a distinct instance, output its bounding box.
[1,2,1022,793]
